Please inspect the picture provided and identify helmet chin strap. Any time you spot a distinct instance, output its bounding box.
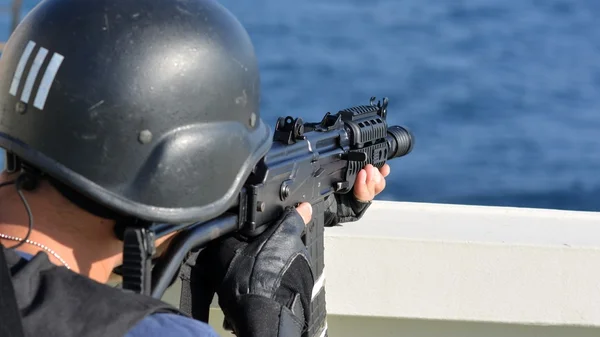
[119,222,156,296]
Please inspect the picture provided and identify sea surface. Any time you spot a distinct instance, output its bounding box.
[2,0,600,211]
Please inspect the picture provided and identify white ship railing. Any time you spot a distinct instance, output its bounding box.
[161,200,600,337]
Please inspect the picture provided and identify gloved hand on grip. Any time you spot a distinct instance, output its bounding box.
[200,203,314,337]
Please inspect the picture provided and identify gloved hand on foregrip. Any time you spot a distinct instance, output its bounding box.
[202,206,314,337]
[324,163,390,226]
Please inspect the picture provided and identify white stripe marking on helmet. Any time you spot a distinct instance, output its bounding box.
[34,52,65,110]
[9,40,36,96]
[20,47,48,104]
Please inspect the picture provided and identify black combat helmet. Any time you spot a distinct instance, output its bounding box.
[0,0,271,224]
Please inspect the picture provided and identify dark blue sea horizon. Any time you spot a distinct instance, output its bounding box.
[2,0,600,212]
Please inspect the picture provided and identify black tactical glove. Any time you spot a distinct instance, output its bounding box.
[323,192,372,227]
[185,191,370,336]
[201,206,313,337]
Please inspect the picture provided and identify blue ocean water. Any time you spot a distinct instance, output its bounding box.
[2,0,600,211]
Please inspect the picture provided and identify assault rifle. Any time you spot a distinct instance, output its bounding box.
[127,96,414,337]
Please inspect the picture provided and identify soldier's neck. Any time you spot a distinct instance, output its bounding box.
[0,172,121,284]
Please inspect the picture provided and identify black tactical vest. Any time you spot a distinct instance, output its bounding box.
[2,247,182,337]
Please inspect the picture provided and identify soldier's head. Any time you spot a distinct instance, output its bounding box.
[0,0,270,280]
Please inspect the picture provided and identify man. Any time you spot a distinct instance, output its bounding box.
[0,0,389,336]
